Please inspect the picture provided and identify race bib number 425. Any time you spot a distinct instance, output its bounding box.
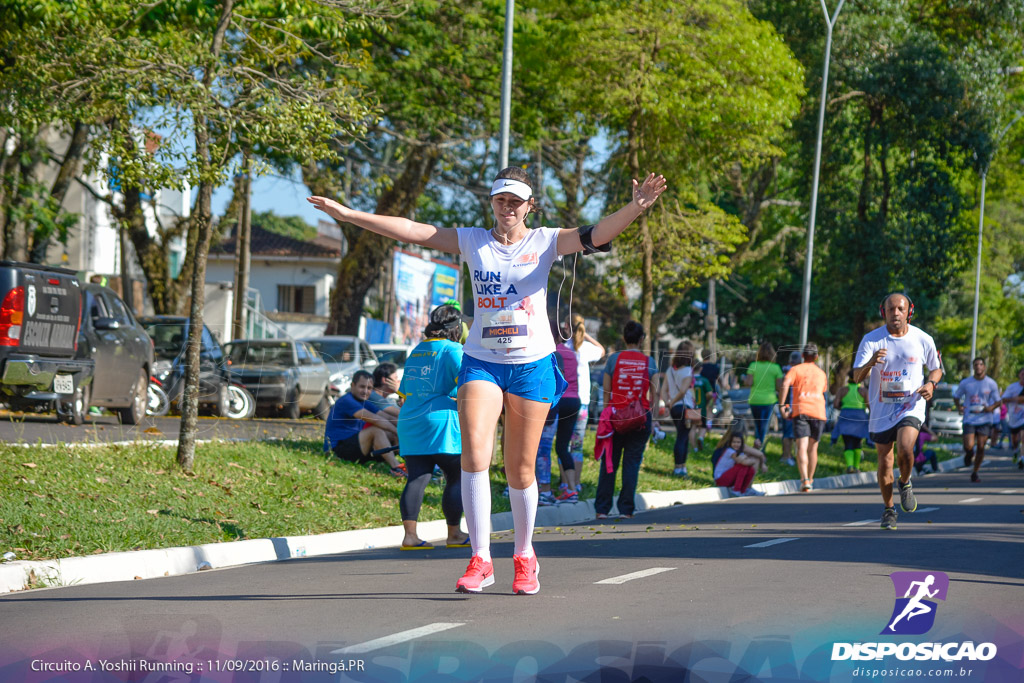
[480,310,529,350]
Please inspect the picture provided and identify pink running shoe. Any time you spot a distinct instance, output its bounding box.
[455,556,494,593]
[512,554,540,595]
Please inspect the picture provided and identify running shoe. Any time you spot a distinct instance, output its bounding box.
[512,554,540,595]
[782,457,796,467]
[673,466,688,477]
[390,466,407,479]
[880,507,898,530]
[595,513,609,519]
[555,489,579,503]
[898,480,917,513]
[538,491,559,507]
[970,471,980,483]
[455,556,494,593]
[742,488,766,497]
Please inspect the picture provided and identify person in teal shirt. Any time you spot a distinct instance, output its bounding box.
[745,341,784,449]
[396,304,470,550]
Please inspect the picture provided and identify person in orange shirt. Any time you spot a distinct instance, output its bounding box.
[779,343,828,492]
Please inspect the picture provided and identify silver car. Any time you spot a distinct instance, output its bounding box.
[223,339,331,419]
[928,387,963,436]
[301,336,378,395]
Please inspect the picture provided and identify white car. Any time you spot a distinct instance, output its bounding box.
[369,343,414,383]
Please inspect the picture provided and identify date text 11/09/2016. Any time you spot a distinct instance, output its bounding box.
[30,659,366,675]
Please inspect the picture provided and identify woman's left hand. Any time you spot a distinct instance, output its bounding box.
[633,173,667,211]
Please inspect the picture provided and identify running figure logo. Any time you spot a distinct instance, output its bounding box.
[882,571,949,635]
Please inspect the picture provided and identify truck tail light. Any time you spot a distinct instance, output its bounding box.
[0,286,24,347]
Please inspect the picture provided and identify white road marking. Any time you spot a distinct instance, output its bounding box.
[999,490,1017,494]
[958,497,983,503]
[744,538,798,548]
[595,567,676,585]
[843,520,876,527]
[917,507,939,513]
[332,623,465,655]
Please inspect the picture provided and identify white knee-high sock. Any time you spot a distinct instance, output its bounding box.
[461,469,492,562]
[509,481,538,558]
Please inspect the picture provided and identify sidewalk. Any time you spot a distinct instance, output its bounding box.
[0,452,986,594]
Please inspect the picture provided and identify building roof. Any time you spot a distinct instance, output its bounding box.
[212,223,343,259]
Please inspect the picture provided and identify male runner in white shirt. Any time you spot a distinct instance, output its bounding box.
[1002,367,1024,469]
[954,358,1001,483]
[854,293,943,531]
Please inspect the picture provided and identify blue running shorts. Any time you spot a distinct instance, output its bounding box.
[459,353,567,405]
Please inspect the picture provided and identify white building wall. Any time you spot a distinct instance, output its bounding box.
[207,260,334,315]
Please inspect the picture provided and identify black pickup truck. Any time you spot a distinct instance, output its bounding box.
[0,261,94,423]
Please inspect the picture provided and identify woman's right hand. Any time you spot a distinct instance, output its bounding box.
[307,196,349,220]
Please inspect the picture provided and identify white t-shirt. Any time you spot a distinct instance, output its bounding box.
[954,376,1001,426]
[854,324,941,433]
[564,339,603,405]
[457,227,560,364]
[1002,382,1024,428]
[663,366,695,408]
[714,447,739,480]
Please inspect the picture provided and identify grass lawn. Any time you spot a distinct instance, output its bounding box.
[1,428,963,563]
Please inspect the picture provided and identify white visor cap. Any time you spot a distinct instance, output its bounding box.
[489,178,532,200]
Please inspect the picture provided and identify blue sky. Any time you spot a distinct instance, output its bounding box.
[211,168,324,227]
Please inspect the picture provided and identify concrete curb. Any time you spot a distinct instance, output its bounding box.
[0,453,974,594]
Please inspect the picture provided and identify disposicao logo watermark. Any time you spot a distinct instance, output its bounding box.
[883,571,948,635]
[831,570,998,663]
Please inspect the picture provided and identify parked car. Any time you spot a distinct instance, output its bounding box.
[0,262,94,423]
[301,336,378,396]
[369,343,413,382]
[224,339,331,419]
[72,283,154,425]
[137,315,232,416]
[928,383,962,436]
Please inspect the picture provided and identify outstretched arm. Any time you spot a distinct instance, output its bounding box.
[307,197,460,254]
[556,173,667,255]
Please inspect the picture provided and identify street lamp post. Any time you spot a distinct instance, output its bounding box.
[799,0,845,349]
[970,109,1024,361]
[498,0,515,169]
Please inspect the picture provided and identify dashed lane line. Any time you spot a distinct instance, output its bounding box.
[999,490,1017,494]
[958,497,983,503]
[843,520,876,527]
[332,623,466,655]
[744,538,798,548]
[595,567,677,585]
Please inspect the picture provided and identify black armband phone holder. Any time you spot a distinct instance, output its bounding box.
[577,224,611,255]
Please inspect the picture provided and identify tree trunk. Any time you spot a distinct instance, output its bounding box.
[177,0,235,472]
[324,144,440,335]
[625,105,653,355]
[232,154,252,340]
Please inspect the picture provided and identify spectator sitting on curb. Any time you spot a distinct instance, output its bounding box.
[324,370,405,477]
[914,422,939,475]
[712,422,768,497]
[369,362,402,428]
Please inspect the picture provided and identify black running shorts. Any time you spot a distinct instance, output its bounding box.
[870,416,922,445]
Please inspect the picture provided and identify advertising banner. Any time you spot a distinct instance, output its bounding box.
[393,249,460,344]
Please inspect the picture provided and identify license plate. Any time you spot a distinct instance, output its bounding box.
[53,374,74,395]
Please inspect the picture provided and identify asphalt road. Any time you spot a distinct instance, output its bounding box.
[1,458,1021,682]
[0,411,326,445]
